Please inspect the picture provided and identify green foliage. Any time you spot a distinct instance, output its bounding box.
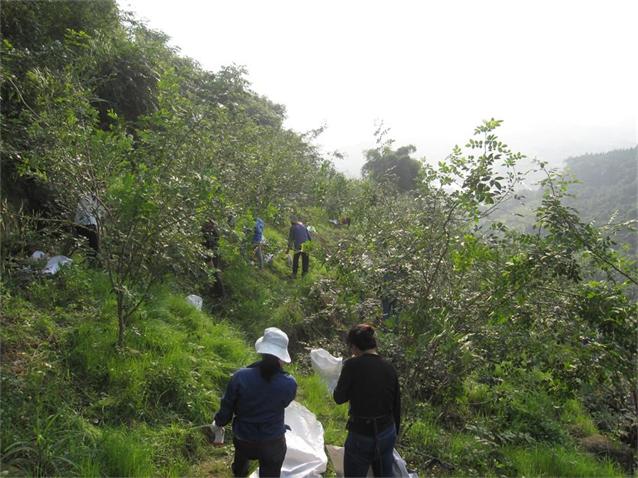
[1,1,636,475]
[362,143,422,193]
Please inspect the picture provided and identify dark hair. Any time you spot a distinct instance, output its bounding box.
[347,324,377,351]
[258,354,281,382]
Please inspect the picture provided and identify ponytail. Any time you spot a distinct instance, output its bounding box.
[258,354,281,382]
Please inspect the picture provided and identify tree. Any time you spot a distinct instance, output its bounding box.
[362,144,422,193]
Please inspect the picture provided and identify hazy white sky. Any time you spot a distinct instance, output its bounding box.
[118,0,637,176]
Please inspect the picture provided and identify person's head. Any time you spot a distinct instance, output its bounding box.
[255,327,291,363]
[255,327,291,382]
[290,214,299,225]
[346,323,377,354]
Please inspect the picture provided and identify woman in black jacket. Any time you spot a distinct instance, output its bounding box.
[333,324,401,477]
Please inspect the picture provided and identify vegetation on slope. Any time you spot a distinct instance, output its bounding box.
[1,1,636,477]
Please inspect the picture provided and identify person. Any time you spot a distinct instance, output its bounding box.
[201,218,225,298]
[252,218,266,269]
[74,193,101,263]
[286,216,311,278]
[380,271,397,320]
[212,327,297,477]
[333,324,401,477]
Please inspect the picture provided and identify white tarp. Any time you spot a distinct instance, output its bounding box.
[325,445,417,478]
[42,255,72,275]
[310,348,343,393]
[186,294,203,311]
[250,401,327,478]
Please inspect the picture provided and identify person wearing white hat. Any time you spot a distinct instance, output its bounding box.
[212,327,297,477]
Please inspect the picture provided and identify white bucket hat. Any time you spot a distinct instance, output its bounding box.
[255,327,291,363]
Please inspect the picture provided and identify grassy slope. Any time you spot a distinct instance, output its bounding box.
[1,211,629,477]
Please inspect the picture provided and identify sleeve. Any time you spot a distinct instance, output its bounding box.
[393,373,401,436]
[284,376,298,407]
[332,359,353,404]
[214,373,240,426]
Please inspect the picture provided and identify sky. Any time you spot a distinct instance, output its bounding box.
[118,0,637,177]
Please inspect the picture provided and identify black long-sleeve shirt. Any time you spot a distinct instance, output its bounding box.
[333,353,401,436]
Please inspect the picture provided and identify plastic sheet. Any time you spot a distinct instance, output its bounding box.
[186,294,203,311]
[31,250,48,261]
[250,401,327,478]
[42,256,72,275]
[310,348,343,393]
[325,445,417,478]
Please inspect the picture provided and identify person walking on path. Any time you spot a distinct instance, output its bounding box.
[211,327,297,477]
[286,216,311,278]
[333,324,401,477]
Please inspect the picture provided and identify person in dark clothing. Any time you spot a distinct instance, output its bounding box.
[286,216,311,278]
[202,219,225,298]
[212,327,297,477]
[333,324,401,477]
[74,193,101,264]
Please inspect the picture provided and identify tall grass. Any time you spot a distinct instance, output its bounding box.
[505,445,625,477]
[1,266,254,476]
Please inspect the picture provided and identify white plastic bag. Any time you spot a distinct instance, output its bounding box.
[325,445,417,478]
[310,348,343,393]
[250,401,327,478]
[31,250,48,261]
[42,255,72,275]
[186,294,203,311]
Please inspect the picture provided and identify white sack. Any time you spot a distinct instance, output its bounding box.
[186,294,203,311]
[250,401,327,478]
[42,255,72,275]
[310,348,343,393]
[325,445,417,478]
[31,250,48,261]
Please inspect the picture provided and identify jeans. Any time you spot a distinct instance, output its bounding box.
[232,435,287,477]
[344,424,396,477]
[292,251,309,277]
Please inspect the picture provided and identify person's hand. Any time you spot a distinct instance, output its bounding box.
[210,422,225,446]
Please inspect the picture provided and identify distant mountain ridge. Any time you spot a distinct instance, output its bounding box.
[490,147,637,255]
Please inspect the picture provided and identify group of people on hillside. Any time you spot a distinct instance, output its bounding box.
[211,323,400,478]
[249,215,313,278]
[74,195,313,292]
[72,197,397,476]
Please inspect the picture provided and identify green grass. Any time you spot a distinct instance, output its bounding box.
[1,267,253,476]
[505,445,625,477]
[294,373,349,445]
[98,428,154,477]
[561,399,598,437]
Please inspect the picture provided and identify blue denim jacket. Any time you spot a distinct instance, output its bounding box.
[214,363,297,441]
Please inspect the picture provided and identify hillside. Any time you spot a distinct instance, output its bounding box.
[488,147,637,256]
[1,1,636,477]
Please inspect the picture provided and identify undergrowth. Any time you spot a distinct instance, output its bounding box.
[1,210,632,476]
